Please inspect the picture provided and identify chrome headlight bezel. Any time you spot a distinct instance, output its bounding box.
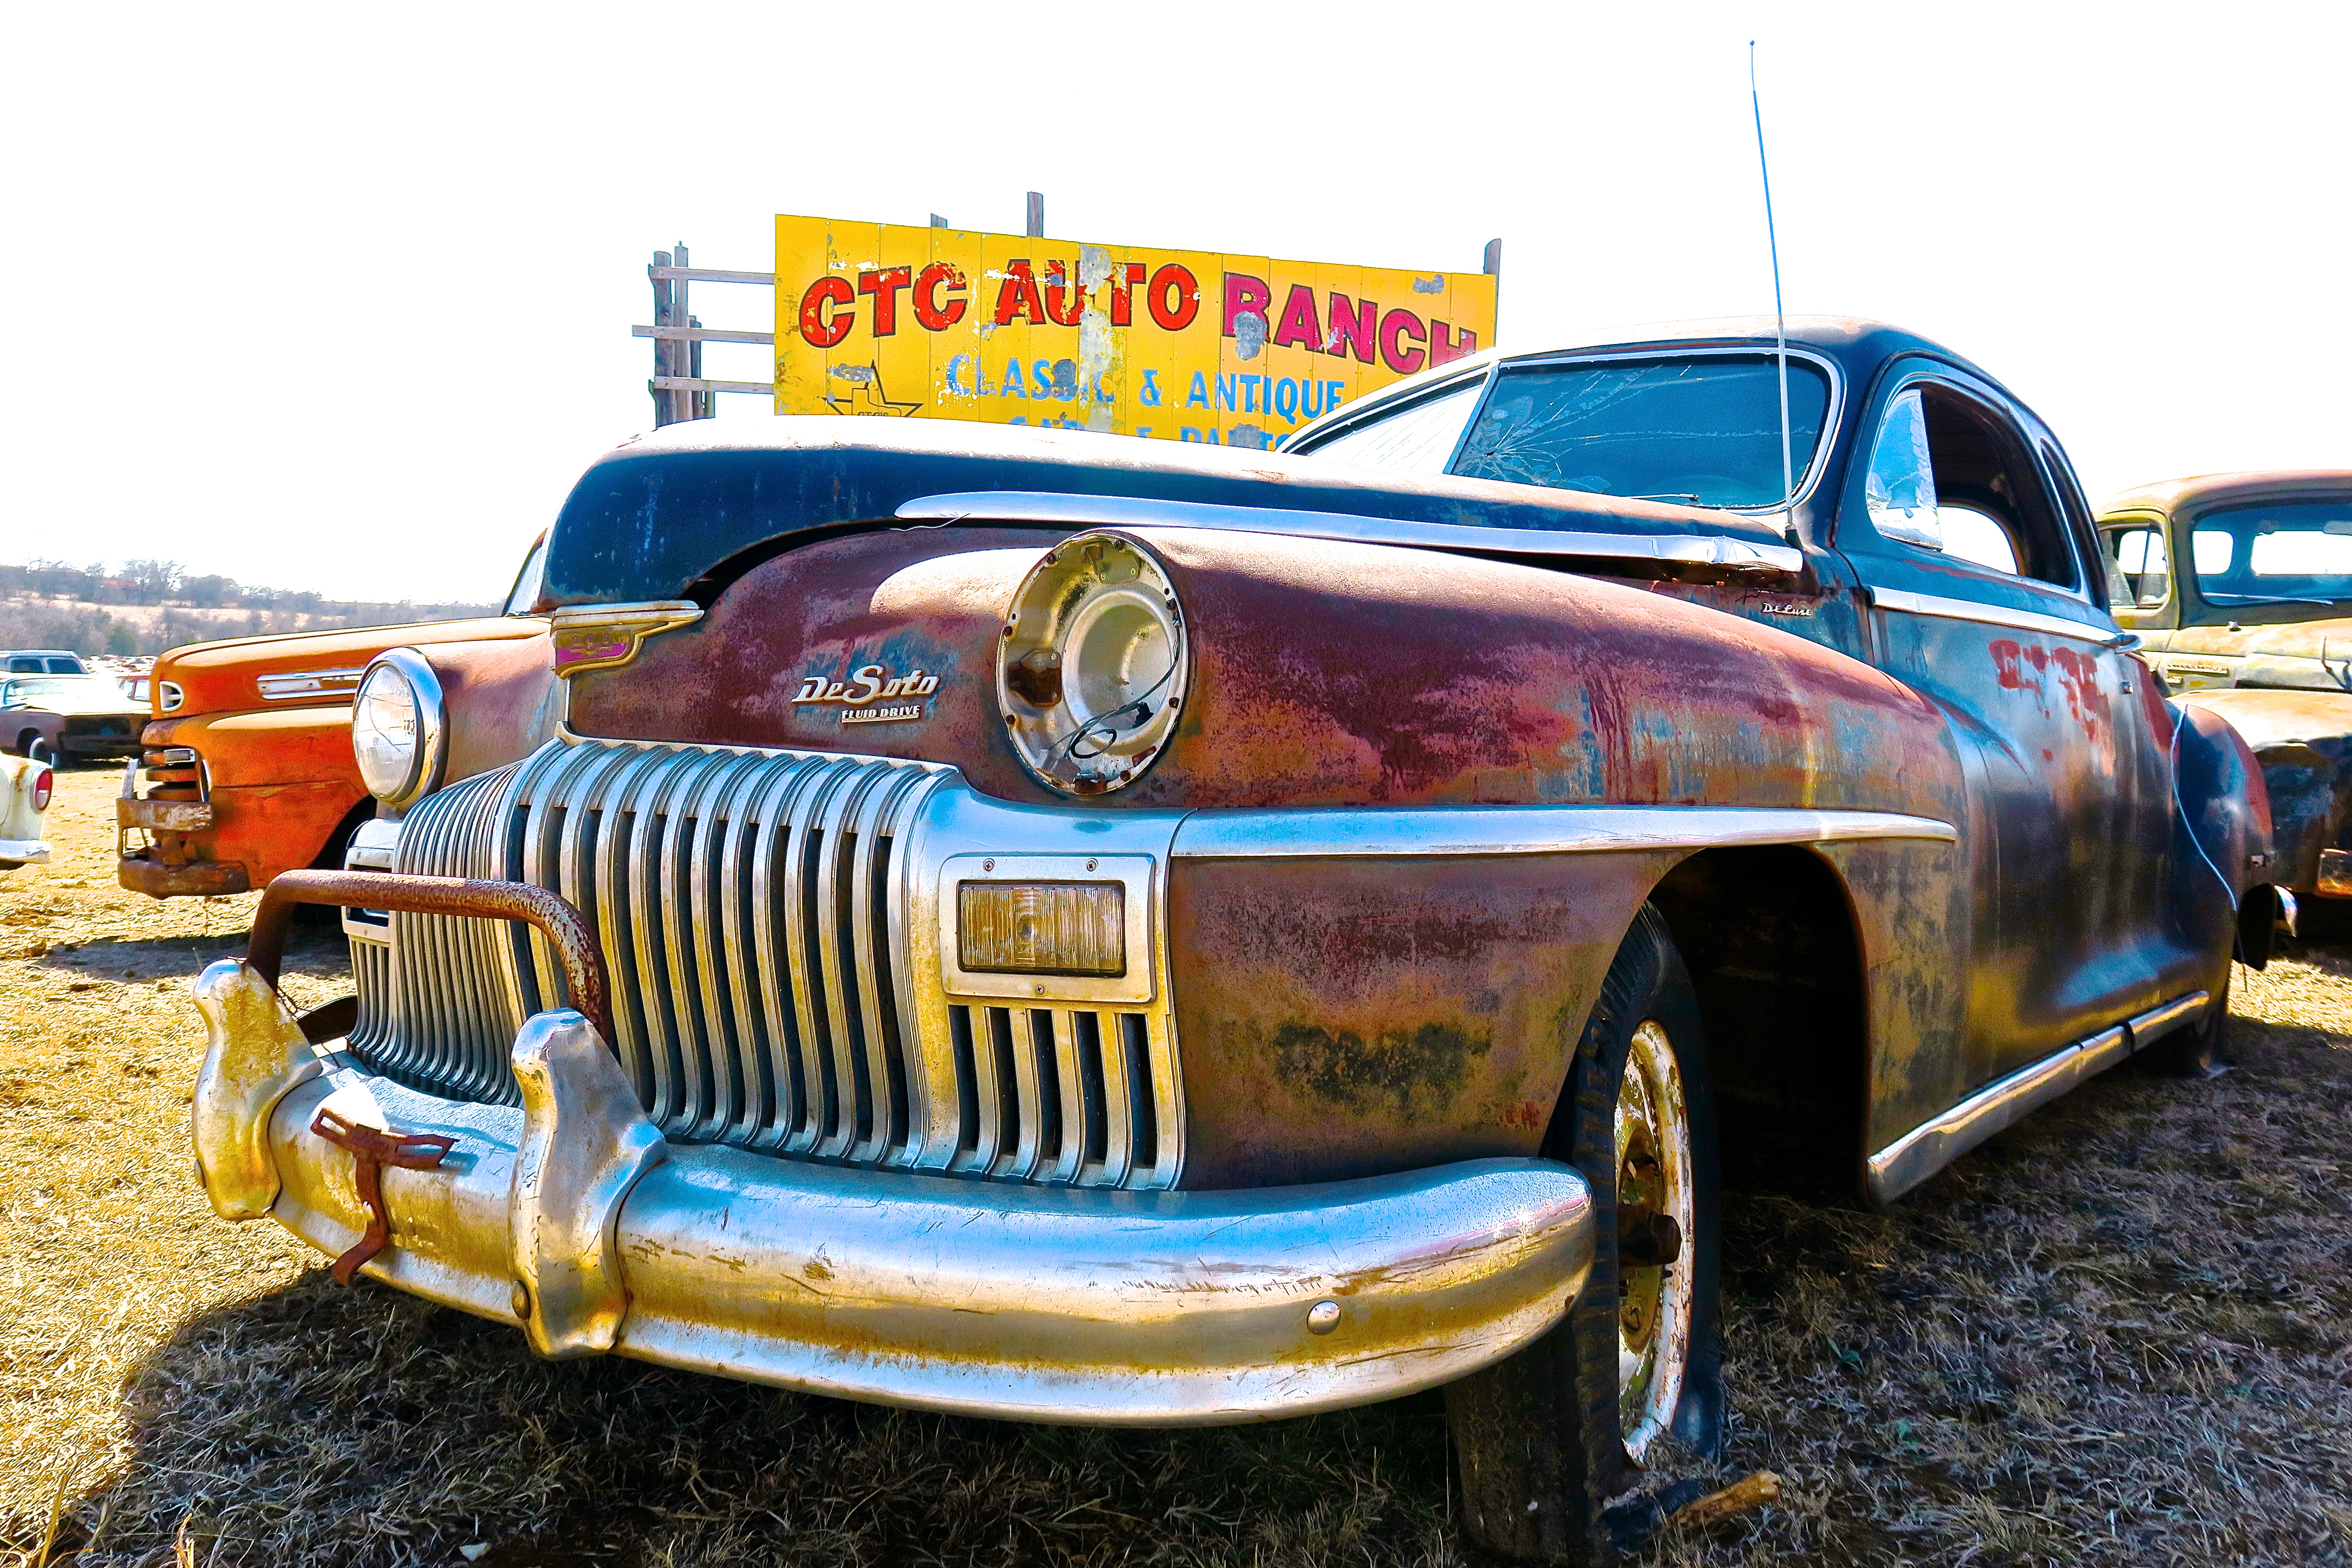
[352,647,447,809]
[997,532,1190,797]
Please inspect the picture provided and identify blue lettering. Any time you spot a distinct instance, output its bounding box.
[1274,377,1300,421]
[1003,358,1027,398]
[1327,380,1347,410]
[1300,378,1323,419]
[1047,359,1077,401]
[1187,371,1210,409]
[1217,373,1237,411]
[1136,426,1153,439]
[1140,369,1161,407]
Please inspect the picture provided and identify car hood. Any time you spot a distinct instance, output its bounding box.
[152,616,546,721]
[21,694,142,717]
[2168,616,2352,691]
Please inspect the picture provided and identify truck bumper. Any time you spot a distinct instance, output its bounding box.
[0,837,49,866]
[119,853,250,896]
[192,959,1596,1426]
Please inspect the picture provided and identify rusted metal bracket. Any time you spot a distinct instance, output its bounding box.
[249,868,613,1045]
[310,1106,456,1285]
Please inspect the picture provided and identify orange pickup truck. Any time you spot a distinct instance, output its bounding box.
[118,546,550,897]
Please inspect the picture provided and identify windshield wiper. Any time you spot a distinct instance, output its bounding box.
[2202,591,2343,607]
[1628,493,1703,505]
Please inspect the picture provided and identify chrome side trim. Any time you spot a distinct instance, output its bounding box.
[1867,989,2210,1202]
[2125,990,2210,1046]
[1868,586,2130,647]
[1173,805,1957,860]
[258,666,365,701]
[894,491,1806,575]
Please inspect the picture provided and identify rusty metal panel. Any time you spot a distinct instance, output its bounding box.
[1167,851,1677,1187]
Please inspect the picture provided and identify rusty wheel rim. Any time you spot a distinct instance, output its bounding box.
[1616,1017,1693,1464]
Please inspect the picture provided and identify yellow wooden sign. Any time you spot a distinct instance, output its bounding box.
[774,213,1496,448]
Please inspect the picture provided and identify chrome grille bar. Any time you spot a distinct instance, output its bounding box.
[346,736,1181,1189]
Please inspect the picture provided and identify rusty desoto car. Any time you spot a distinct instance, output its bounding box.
[3,669,146,766]
[119,544,552,897]
[192,319,2279,1565]
[2098,471,2352,913]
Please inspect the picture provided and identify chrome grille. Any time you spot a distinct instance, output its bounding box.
[344,738,1180,1188]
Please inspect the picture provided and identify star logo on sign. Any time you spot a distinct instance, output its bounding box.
[823,364,923,416]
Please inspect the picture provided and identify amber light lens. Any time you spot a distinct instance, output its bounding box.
[957,881,1126,977]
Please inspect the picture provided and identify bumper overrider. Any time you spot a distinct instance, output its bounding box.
[195,868,1596,1426]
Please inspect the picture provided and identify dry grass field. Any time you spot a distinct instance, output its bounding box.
[3,765,2347,1567]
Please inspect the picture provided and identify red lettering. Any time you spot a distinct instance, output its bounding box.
[913,262,967,331]
[1429,318,1478,366]
[798,276,855,348]
[1270,284,1323,351]
[856,266,912,337]
[1109,261,1146,327]
[1379,308,1427,374]
[992,259,1045,326]
[1222,272,1272,337]
[1326,294,1378,362]
[1147,263,1198,331]
[1042,259,1086,326]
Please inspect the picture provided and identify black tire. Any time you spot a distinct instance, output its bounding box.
[23,734,53,767]
[1447,904,1723,1566]
[2137,969,2231,1077]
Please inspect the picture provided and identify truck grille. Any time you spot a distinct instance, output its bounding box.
[346,738,1179,1188]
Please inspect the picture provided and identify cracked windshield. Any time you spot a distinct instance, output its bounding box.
[2189,501,2352,605]
[1452,354,1831,508]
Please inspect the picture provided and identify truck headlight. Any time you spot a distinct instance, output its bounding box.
[351,649,446,808]
[998,532,1188,796]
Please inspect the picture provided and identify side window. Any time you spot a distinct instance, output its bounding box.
[1865,388,1940,547]
[1864,380,2079,588]
[504,537,549,617]
[2102,525,2169,609]
[45,657,80,674]
[1295,381,1482,472]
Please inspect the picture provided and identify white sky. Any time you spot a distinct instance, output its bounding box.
[3,1,2345,603]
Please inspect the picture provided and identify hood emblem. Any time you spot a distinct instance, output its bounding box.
[796,665,939,725]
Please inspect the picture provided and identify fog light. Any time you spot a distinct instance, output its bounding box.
[957,881,1126,977]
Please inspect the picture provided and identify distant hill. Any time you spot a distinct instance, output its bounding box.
[0,559,502,657]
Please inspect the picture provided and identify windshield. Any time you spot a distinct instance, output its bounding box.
[1449,355,1831,508]
[4,676,127,705]
[2190,500,2352,604]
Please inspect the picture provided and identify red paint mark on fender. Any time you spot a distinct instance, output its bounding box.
[1500,1099,1547,1132]
[2048,646,2112,741]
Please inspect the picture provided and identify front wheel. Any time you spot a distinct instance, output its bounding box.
[21,733,53,767]
[1446,904,1722,1566]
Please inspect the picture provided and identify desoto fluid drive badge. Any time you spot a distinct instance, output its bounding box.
[794,665,939,724]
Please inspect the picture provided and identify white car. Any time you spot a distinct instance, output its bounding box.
[0,752,53,869]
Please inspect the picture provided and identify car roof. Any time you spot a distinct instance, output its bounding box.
[2097,470,2352,518]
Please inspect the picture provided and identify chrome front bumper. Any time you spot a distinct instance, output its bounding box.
[192,959,1596,1426]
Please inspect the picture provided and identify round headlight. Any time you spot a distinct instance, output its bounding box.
[998,532,1189,796]
[351,649,446,808]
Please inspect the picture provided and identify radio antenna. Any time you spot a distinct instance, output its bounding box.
[1749,41,1795,535]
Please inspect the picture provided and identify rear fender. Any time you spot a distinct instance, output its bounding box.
[2168,699,2275,963]
[2175,686,2352,897]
